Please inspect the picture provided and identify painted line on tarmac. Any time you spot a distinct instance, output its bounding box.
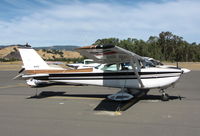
[0,84,26,89]
[50,96,105,101]
[94,111,122,116]
[0,69,19,70]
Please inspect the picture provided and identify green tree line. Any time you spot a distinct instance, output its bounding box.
[94,31,200,62]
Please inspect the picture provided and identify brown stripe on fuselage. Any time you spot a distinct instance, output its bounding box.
[26,68,93,74]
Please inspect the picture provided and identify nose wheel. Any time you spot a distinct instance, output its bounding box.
[160,89,169,101]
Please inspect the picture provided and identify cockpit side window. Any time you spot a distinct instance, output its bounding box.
[101,64,118,71]
[119,62,133,70]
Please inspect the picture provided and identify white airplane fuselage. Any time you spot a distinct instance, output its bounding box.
[33,67,184,90]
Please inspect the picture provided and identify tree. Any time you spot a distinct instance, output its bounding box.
[93,32,200,62]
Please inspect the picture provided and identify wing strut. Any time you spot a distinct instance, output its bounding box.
[131,58,144,88]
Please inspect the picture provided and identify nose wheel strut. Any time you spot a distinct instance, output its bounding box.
[159,89,169,101]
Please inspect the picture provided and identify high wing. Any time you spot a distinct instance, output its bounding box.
[76,44,145,87]
[76,44,144,64]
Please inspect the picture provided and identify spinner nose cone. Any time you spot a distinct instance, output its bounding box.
[181,68,191,74]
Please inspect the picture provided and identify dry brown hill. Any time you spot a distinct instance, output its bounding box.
[0,45,82,61]
[37,49,81,60]
[0,46,19,58]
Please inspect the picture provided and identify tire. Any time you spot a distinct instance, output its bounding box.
[161,93,169,101]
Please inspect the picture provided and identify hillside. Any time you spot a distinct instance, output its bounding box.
[0,45,82,61]
[34,45,80,51]
[0,45,21,60]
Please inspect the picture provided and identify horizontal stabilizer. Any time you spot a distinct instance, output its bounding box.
[22,74,49,79]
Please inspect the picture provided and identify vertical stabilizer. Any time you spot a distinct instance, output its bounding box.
[18,48,51,70]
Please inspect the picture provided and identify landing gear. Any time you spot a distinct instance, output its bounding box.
[160,89,170,101]
[35,88,38,97]
[161,93,169,101]
[32,88,40,98]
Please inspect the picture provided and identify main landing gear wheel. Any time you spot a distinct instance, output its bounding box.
[161,93,169,101]
[160,89,170,101]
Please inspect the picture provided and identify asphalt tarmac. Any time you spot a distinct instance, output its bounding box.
[0,70,200,136]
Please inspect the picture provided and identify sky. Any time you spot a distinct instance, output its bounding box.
[0,0,199,47]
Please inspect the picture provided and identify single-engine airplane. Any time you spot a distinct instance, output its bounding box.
[15,44,190,101]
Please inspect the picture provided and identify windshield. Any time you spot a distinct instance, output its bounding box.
[150,59,163,66]
[143,59,156,67]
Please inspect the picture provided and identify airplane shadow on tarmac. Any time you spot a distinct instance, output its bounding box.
[27,91,184,112]
[94,94,184,111]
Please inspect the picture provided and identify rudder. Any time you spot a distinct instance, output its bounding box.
[18,48,51,70]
